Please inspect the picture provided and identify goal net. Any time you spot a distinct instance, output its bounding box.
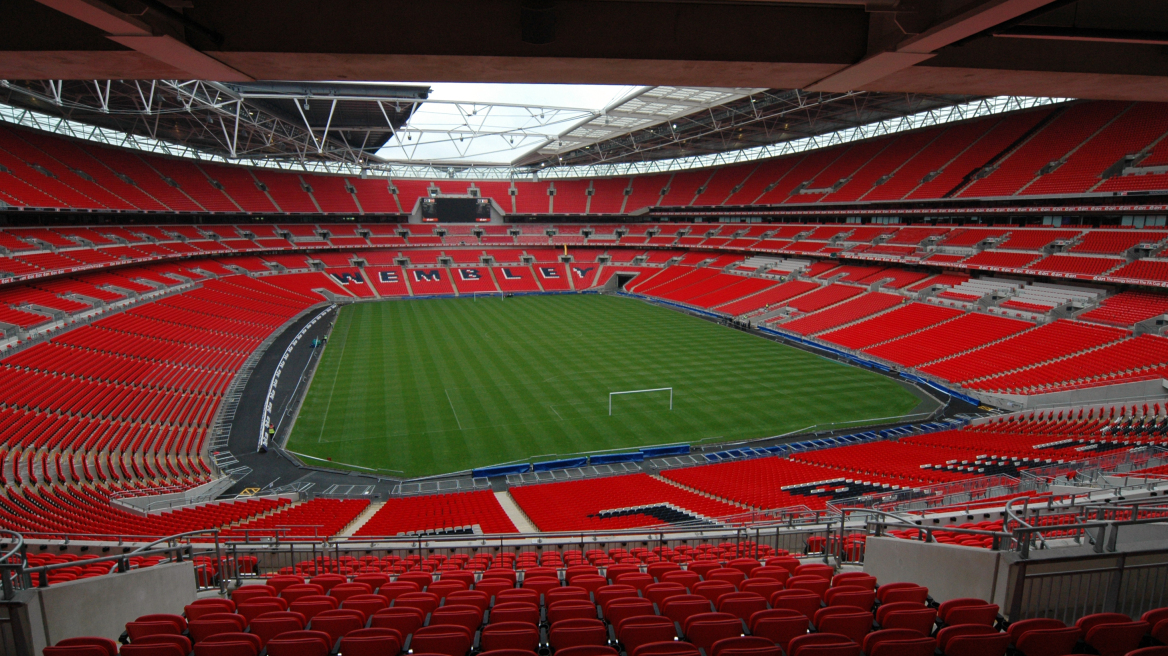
[473,291,505,301]
[609,387,673,416]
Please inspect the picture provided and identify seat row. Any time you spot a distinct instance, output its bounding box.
[42,559,1168,656]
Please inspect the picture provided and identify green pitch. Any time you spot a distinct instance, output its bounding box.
[285,294,920,477]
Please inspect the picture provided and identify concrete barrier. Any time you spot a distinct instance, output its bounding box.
[863,536,1009,606]
[23,561,198,654]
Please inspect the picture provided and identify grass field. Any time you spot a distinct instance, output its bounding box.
[285,294,921,477]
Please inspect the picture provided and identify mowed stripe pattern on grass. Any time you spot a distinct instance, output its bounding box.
[287,294,918,477]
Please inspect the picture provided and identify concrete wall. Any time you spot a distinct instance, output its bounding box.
[25,561,198,653]
[863,536,1010,607]
[975,377,1168,411]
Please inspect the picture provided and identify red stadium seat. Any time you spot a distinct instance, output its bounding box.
[490,602,540,625]
[409,625,474,656]
[710,636,779,656]
[370,607,425,637]
[632,642,702,656]
[231,586,276,603]
[248,611,307,646]
[429,604,484,633]
[342,594,389,617]
[770,590,821,620]
[308,608,365,644]
[264,630,332,656]
[682,612,743,650]
[1083,621,1150,656]
[338,628,403,656]
[549,618,608,650]
[716,592,768,622]
[786,633,859,656]
[480,621,540,652]
[558,647,619,656]
[748,608,808,651]
[546,586,591,607]
[617,615,677,654]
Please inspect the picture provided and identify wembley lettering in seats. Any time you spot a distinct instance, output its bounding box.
[330,272,364,285]
[457,268,484,280]
[538,267,560,279]
[413,270,442,282]
[500,268,523,279]
[571,266,594,279]
[379,270,400,283]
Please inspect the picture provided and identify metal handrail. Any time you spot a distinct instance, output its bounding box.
[0,530,23,563]
[0,529,25,600]
[1006,497,1048,550]
[20,529,226,593]
[862,512,1013,551]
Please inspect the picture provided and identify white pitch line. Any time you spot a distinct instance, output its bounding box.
[445,388,464,430]
[316,317,351,443]
[550,405,563,421]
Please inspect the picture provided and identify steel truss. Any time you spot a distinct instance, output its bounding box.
[0,82,1068,181]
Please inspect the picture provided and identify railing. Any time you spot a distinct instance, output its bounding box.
[1,529,25,600]
[833,473,1021,515]
[1006,498,1168,558]
[223,525,325,542]
[1020,445,1168,491]
[1004,502,1168,623]
[861,509,1013,551]
[218,519,858,582]
[12,529,228,595]
[111,476,245,514]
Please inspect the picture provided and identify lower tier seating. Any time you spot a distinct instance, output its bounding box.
[968,334,1168,394]
[774,293,903,336]
[863,313,1032,367]
[1078,291,1168,326]
[220,499,370,541]
[508,474,745,531]
[353,490,518,536]
[918,320,1128,384]
[819,303,961,350]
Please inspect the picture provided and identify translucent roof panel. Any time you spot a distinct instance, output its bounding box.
[373,83,761,166]
[375,83,642,165]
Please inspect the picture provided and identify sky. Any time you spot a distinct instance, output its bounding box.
[374,83,643,165]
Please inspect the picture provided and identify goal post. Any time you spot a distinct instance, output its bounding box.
[609,387,673,416]
[473,291,504,301]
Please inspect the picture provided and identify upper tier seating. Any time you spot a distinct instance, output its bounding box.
[1072,230,1168,254]
[960,102,1127,198]
[1029,254,1125,276]
[0,101,1166,216]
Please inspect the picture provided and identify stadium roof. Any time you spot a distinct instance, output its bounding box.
[0,78,1015,172]
[6,0,1166,103]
